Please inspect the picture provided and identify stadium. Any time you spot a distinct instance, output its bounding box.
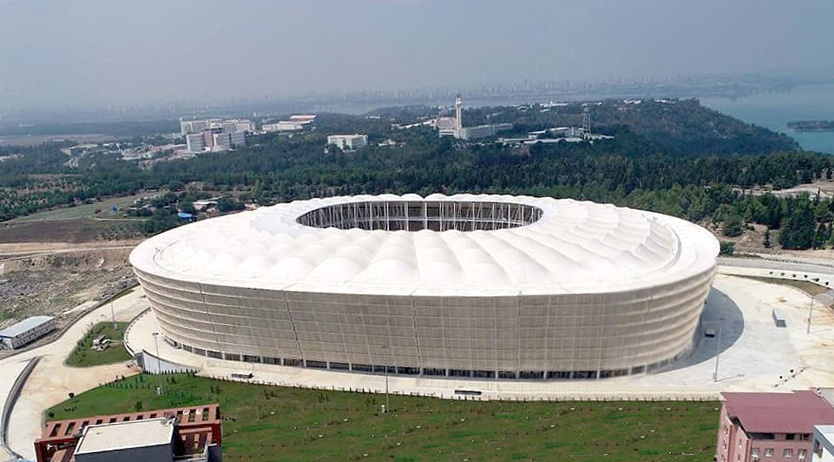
[129,194,719,380]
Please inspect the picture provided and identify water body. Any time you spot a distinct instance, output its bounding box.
[701,84,834,154]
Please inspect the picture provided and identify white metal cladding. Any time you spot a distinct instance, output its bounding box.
[130,194,719,378]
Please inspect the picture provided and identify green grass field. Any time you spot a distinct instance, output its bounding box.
[738,275,831,296]
[65,322,131,367]
[11,193,151,223]
[48,373,720,462]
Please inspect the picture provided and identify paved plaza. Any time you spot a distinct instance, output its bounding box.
[125,274,834,400]
[3,273,834,461]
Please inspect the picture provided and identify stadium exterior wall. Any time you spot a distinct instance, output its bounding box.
[131,195,718,380]
[133,258,715,379]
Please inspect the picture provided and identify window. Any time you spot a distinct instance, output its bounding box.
[800,434,811,441]
[786,434,795,441]
[751,448,760,459]
[764,448,773,458]
[798,449,806,460]
[783,448,792,458]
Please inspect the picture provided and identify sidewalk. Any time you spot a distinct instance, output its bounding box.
[2,287,147,461]
[126,275,834,402]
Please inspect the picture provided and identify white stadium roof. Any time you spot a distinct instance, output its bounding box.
[130,194,718,296]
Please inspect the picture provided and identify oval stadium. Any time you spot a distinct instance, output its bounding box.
[129,194,719,380]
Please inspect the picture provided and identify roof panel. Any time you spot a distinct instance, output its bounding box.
[130,194,718,295]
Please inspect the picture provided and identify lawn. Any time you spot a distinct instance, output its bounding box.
[739,276,831,296]
[65,322,131,367]
[10,193,152,223]
[48,373,720,462]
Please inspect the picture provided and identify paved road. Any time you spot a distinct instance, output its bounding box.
[718,256,834,274]
[0,288,147,461]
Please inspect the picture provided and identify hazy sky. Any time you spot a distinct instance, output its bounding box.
[1,0,833,111]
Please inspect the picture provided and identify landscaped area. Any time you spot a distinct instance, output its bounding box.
[65,321,131,367]
[48,373,720,462]
[738,276,831,296]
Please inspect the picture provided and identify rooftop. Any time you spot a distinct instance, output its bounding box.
[130,194,718,296]
[74,418,174,455]
[817,425,834,440]
[722,390,834,434]
[0,316,53,338]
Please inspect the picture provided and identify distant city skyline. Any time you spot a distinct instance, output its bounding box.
[1,0,833,113]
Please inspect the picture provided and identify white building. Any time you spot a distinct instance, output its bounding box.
[459,123,513,141]
[814,426,834,462]
[180,119,209,136]
[222,119,256,133]
[73,418,176,462]
[186,129,245,153]
[0,316,55,350]
[186,134,205,153]
[181,118,254,136]
[212,133,232,152]
[229,131,245,148]
[263,122,304,132]
[327,134,368,150]
[436,95,512,140]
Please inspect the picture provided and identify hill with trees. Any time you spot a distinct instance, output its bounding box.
[0,99,830,250]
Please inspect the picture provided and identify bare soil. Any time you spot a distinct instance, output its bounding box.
[0,218,142,244]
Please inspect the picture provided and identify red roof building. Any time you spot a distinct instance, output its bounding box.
[717,391,834,462]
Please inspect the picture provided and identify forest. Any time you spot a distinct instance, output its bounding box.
[0,99,831,249]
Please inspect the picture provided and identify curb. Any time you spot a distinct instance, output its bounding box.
[0,356,40,461]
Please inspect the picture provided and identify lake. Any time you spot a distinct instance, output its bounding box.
[701,84,834,154]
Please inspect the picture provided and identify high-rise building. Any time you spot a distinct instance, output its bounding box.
[180,119,209,136]
[222,119,255,133]
[186,133,206,153]
[181,118,254,136]
[212,132,232,151]
[229,130,245,148]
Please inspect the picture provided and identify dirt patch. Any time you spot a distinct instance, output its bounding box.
[0,247,137,332]
[0,219,142,244]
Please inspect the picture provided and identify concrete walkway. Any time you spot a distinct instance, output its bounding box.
[5,272,834,461]
[0,359,32,462]
[1,287,148,461]
[126,274,834,401]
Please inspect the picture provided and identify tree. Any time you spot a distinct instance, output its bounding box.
[779,200,816,250]
[814,222,831,249]
[763,228,772,248]
[719,241,735,256]
[722,213,744,237]
[217,196,245,212]
[179,201,196,215]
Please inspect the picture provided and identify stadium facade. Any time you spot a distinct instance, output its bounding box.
[130,194,719,380]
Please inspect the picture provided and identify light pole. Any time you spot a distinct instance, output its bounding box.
[152,332,164,394]
[807,296,814,335]
[382,345,390,414]
[713,317,724,382]
[110,300,116,330]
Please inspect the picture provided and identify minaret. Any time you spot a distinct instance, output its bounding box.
[582,107,591,139]
[454,93,463,132]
